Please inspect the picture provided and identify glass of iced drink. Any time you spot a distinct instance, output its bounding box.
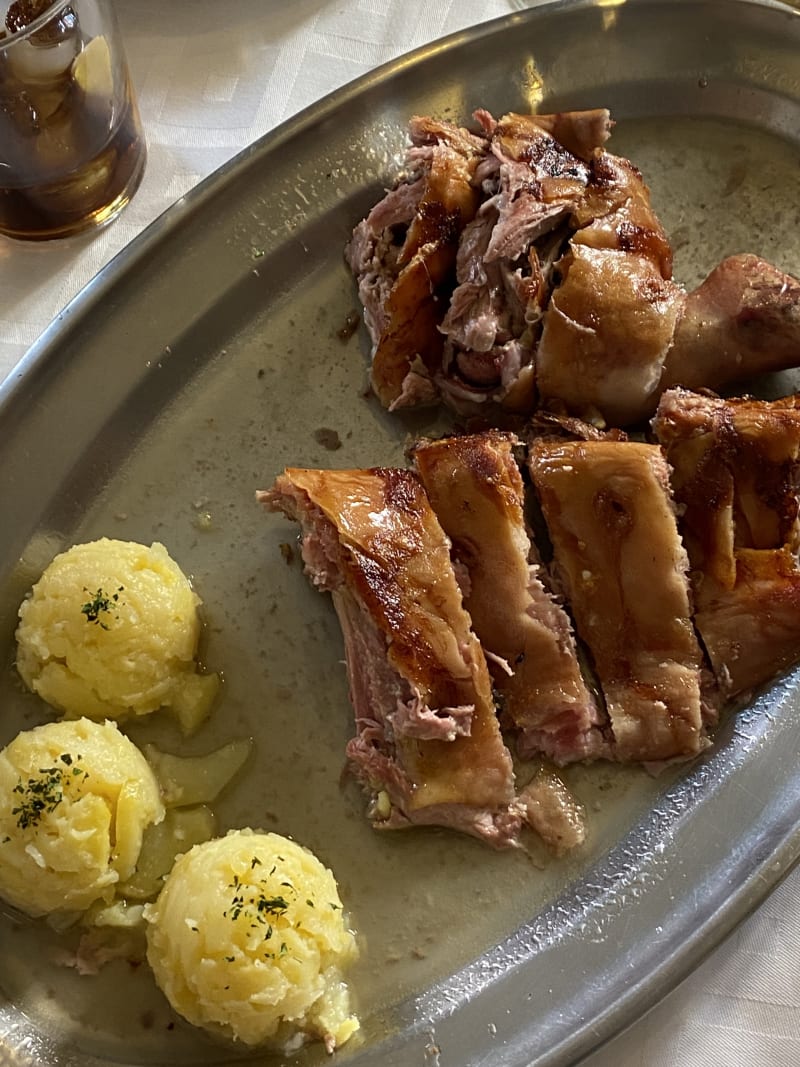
[0,0,146,240]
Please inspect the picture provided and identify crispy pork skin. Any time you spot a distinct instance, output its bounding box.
[528,440,707,761]
[259,467,520,848]
[535,244,684,427]
[536,149,683,426]
[569,150,673,275]
[412,431,605,763]
[501,108,614,163]
[653,388,800,698]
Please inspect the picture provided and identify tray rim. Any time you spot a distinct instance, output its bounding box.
[3,1,800,1065]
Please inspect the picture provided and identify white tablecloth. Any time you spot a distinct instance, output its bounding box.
[2,1,800,1063]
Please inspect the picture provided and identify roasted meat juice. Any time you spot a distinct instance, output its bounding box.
[0,7,146,240]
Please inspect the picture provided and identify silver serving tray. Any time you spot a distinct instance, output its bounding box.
[3,1,800,1064]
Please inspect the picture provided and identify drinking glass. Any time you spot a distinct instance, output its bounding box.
[0,0,146,240]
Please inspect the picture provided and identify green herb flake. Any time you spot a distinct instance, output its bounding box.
[259,895,289,917]
[11,766,65,829]
[224,886,289,926]
[306,899,315,908]
[81,586,124,629]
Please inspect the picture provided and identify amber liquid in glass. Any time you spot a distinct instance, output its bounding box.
[0,97,145,240]
[0,12,146,240]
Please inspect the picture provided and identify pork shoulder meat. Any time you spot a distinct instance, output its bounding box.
[259,467,521,848]
[412,430,606,763]
[653,388,800,700]
[349,109,800,427]
[438,109,612,411]
[347,108,613,412]
[346,116,485,410]
[528,440,707,761]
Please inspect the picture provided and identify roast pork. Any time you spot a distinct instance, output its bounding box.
[653,387,800,700]
[528,439,708,761]
[259,467,522,848]
[348,109,800,427]
[412,430,606,763]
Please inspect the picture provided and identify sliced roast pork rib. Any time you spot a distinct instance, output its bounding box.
[412,430,606,763]
[259,467,522,848]
[348,108,800,427]
[652,388,800,700]
[528,439,708,762]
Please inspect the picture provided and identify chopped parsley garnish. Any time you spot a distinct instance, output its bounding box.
[11,757,89,830]
[81,586,124,628]
[260,895,289,915]
[12,767,64,828]
[222,873,292,926]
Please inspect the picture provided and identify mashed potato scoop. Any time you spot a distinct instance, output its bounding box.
[144,829,359,1052]
[16,538,219,731]
[0,718,164,919]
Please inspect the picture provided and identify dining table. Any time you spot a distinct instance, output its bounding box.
[1,1,800,1065]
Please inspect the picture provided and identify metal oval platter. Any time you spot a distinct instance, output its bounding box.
[2,1,800,1064]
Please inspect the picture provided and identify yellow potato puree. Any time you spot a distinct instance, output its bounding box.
[0,718,164,918]
[144,829,359,1051]
[16,538,218,731]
